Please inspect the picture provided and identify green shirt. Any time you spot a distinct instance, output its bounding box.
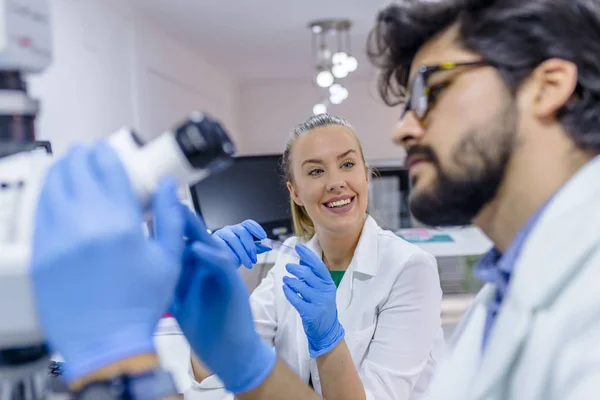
[329,270,346,288]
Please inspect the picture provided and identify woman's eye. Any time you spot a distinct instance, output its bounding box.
[342,161,355,169]
[309,168,323,176]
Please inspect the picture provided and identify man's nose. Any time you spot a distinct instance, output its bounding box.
[392,111,425,149]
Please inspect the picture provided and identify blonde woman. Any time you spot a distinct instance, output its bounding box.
[186,115,444,400]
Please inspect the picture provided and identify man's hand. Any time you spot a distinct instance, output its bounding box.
[32,142,186,383]
[170,209,277,394]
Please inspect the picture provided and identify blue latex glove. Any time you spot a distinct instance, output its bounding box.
[282,244,345,358]
[172,209,276,394]
[213,220,271,269]
[32,142,185,382]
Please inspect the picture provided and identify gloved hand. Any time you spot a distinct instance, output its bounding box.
[172,209,276,393]
[213,220,271,269]
[282,244,345,359]
[32,142,185,382]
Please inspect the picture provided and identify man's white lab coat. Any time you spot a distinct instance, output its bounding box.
[427,156,600,400]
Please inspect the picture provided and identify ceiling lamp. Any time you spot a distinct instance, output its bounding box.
[309,19,358,115]
[313,103,328,115]
[316,70,334,88]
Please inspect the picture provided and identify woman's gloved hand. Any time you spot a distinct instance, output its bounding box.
[171,209,277,394]
[282,244,345,358]
[32,142,186,383]
[213,220,271,269]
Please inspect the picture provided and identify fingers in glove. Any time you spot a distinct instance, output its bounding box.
[283,276,317,304]
[171,247,198,313]
[212,235,242,266]
[152,177,185,261]
[177,243,236,295]
[240,220,267,240]
[190,242,239,282]
[216,227,254,269]
[230,224,258,265]
[182,207,211,243]
[282,281,308,311]
[285,263,322,289]
[295,244,331,281]
[89,141,137,204]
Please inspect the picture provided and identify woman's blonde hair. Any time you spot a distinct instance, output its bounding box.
[281,114,368,241]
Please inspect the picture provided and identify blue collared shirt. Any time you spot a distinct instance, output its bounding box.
[474,204,549,350]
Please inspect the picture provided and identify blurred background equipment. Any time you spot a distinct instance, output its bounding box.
[366,161,489,297]
[368,165,412,231]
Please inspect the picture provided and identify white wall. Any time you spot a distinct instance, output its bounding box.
[237,78,406,162]
[132,13,239,143]
[27,0,240,156]
[26,0,399,162]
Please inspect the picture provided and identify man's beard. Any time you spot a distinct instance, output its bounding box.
[408,102,518,227]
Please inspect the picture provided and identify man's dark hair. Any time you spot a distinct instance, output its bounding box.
[367,0,600,150]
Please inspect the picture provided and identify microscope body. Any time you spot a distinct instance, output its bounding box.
[0,0,54,396]
[0,1,237,398]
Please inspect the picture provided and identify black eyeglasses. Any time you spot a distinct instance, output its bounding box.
[400,61,491,121]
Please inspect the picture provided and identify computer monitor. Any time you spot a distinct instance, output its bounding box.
[190,155,293,239]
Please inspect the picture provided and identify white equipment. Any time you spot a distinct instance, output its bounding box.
[0,1,237,398]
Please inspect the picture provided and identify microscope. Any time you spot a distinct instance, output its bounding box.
[0,1,236,398]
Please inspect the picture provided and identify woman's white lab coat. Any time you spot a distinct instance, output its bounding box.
[187,215,445,400]
[426,155,600,400]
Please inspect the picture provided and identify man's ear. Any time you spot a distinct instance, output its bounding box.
[530,58,578,120]
[287,181,303,206]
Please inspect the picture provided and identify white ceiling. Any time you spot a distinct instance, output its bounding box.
[129,0,388,82]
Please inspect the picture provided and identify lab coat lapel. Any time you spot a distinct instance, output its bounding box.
[470,297,531,399]
[471,156,600,399]
[335,267,353,312]
[303,235,322,266]
[429,285,493,400]
[336,216,379,312]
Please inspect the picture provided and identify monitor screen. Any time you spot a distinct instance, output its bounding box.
[190,155,292,239]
